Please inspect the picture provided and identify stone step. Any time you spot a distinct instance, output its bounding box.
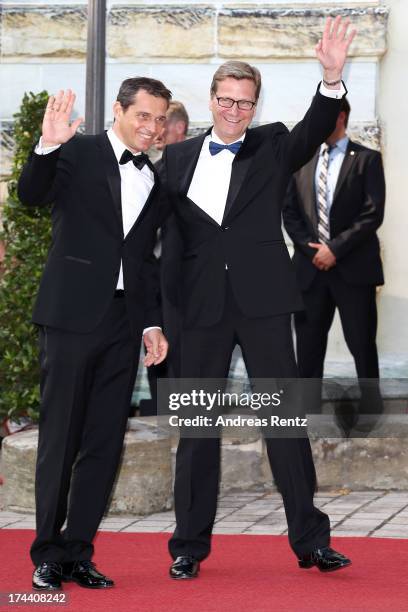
[3,412,408,518]
[2,419,172,516]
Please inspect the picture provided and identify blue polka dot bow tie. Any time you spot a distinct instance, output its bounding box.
[209,141,243,156]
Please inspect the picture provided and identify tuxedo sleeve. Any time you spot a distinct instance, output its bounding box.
[161,213,184,308]
[282,177,317,260]
[18,138,77,207]
[328,152,385,259]
[141,155,176,330]
[279,84,346,174]
[155,149,184,371]
[140,233,162,330]
[155,150,174,227]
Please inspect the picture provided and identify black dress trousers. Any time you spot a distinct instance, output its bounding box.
[295,268,379,380]
[169,281,330,561]
[31,295,140,565]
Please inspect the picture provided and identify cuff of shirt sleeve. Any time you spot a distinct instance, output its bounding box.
[327,239,341,259]
[143,326,162,335]
[319,80,347,99]
[35,137,61,155]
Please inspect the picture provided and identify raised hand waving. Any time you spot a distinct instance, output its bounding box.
[42,89,84,147]
[315,16,357,84]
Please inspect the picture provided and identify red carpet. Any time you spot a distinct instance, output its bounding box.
[1,531,407,612]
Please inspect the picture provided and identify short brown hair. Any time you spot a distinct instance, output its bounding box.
[167,101,189,135]
[210,61,262,101]
[117,77,172,110]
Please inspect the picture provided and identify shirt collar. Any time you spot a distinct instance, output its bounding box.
[320,135,349,156]
[208,128,246,146]
[335,135,349,154]
[107,127,144,163]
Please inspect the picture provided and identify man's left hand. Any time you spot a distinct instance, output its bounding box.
[143,329,169,367]
[309,242,337,271]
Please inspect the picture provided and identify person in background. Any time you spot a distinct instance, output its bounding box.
[283,98,385,428]
[155,100,189,153]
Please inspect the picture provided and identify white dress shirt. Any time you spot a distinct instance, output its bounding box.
[106,128,154,289]
[187,81,347,225]
[187,130,245,225]
[35,130,160,334]
[36,129,154,288]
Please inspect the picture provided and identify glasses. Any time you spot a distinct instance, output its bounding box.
[216,97,256,111]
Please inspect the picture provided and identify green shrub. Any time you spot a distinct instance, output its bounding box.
[0,91,51,423]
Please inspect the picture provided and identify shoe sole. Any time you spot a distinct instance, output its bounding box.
[170,573,199,580]
[62,577,114,589]
[32,585,62,591]
[299,561,352,572]
[318,561,352,573]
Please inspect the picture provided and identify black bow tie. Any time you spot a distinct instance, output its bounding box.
[119,149,151,171]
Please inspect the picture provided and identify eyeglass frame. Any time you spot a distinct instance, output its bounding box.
[215,96,256,111]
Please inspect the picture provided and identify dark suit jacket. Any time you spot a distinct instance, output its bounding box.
[18,132,162,337]
[160,88,345,329]
[282,140,385,291]
[153,157,183,375]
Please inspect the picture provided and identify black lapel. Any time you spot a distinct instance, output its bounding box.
[149,158,160,187]
[177,128,220,227]
[124,180,160,242]
[300,152,320,235]
[332,140,358,205]
[97,132,123,233]
[186,196,220,228]
[222,129,261,224]
[124,154,162,241]
[179,129,211,196]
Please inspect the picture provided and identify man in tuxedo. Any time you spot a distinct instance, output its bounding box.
[18,78,170,590]
[160,16,355,579]
[283,98,385,421]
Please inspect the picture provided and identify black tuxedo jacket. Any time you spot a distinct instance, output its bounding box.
[160,88,345,329]
[18,133,162,337]
[282,140,385,291]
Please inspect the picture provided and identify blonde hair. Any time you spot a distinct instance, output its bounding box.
[210,61,262,101]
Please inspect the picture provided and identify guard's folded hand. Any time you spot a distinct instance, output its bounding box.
[309,242,337,271]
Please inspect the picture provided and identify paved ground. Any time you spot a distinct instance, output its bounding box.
[1,489,408,538]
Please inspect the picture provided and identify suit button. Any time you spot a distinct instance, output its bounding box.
[221,226,229,231]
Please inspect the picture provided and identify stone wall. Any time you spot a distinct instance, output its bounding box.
[1,4,387,63]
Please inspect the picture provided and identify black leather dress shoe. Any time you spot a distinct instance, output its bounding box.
[32,562,63,590]
[62,561,114,588]
[298,547,351,572]
[170,556,200,579]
